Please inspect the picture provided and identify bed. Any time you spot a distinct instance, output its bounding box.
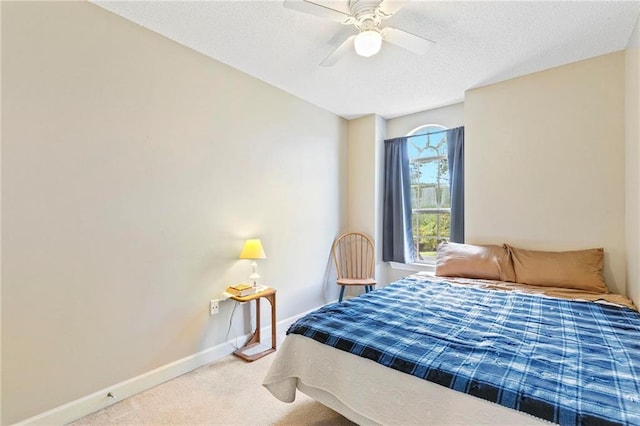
[262,244,640,425]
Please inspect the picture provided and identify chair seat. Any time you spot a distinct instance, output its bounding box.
[337,278,377,286]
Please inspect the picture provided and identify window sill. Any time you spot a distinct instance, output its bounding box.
[388,261,435,274]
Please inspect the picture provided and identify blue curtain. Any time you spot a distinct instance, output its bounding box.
[383,137,415,263]
[447,127,465,243]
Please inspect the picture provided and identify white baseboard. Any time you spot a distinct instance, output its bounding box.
[16,309,313,426]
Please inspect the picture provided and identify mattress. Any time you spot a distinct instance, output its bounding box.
[264,333,547,425]
[263,276,640,425]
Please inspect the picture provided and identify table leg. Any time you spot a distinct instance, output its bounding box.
[232,292,277,362]
[269,293,276,350]
[255,298,261,343]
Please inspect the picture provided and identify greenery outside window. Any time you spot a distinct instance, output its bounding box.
[407,125,449,262]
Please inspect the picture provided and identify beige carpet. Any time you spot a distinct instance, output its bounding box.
[71,354,356,425]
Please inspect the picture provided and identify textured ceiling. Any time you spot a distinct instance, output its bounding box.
[93,1,640,119]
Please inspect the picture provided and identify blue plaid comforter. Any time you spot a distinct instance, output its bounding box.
[287,277,640,425]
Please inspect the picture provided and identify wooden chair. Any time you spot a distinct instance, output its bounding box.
[332,232,376,302]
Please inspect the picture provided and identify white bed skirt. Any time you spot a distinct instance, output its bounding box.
[263,334,549,425]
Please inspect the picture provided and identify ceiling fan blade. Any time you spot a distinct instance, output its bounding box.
[377,0,409,18]
[320,35,356,67]
[283,0,352,24]
[383,27,435,55]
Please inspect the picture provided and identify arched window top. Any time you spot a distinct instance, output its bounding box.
[407,123,446,137]
[406,124,448,161]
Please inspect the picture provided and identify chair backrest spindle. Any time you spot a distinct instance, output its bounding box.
[332,232,375,280]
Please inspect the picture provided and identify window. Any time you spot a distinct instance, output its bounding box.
[407,125,450,262]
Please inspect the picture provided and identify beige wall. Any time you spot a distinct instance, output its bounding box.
[386,102,464,140]
[1,2,347,423]
[626,16,640,306]
[346,115,386,287]
[465,52,626,295]
[347,116,377,238]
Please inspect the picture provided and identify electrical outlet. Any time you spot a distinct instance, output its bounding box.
[210,299,219,315]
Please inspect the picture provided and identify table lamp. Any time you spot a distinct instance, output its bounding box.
[239,239,267,287]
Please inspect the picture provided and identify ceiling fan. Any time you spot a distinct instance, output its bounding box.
[284,0,435,66]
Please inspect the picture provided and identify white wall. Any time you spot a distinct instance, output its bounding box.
[625,16,640,306]
[1,2,347,423]
[465,51,626,295]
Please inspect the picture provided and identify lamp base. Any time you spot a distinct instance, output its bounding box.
[249,273,260,287]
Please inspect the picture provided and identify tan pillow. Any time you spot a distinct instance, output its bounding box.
[505,245,608,293]
[435,242,516,282]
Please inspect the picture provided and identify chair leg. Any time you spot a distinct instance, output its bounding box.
[338,286,346,302]
[364,286,370,293]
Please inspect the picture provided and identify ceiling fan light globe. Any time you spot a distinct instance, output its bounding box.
[354,30,382,57]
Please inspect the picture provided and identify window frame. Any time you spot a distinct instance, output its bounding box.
[406,124,449,265]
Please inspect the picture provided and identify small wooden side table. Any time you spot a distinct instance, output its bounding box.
[230,286,276,362]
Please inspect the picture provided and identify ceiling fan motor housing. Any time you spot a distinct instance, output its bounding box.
[349,0,387,31]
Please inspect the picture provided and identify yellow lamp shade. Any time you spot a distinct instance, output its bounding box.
[239,239,267,260]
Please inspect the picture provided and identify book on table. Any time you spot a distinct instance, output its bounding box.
[226,283,257,297]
